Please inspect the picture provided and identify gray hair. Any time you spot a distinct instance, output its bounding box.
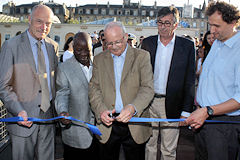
[104,21,126,34]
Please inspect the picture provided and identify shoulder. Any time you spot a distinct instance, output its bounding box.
[142,35,158,43]
[175,36,194,46]
[45,37,58,47]
[129,47,150,60]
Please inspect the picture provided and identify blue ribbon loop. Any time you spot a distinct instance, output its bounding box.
[0,116,102,136]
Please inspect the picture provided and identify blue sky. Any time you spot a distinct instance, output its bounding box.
[1,0,239,12]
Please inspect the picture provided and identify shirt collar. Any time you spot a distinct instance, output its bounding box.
[111,44,128,59]
[27,30,44,46]
[223,31,240,48]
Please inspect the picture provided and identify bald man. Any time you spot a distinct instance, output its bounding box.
[0,4,58,160]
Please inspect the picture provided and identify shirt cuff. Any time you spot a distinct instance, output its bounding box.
[128,104,138,116]
[181,111,191,117]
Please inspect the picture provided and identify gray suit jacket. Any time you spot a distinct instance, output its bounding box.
[55,57,95,149]
[0,31,58,137]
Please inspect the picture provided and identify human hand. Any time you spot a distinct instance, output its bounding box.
[116,104,135,123]
[60,112,71,125]
[100,109,116,126]
[185,108,209,129]
[18,110,33,127]
[179,116,187,126]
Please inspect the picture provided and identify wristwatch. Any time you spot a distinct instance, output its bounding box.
[206,106,214,116]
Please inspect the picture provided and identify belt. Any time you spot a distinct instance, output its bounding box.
[154,93,166,98]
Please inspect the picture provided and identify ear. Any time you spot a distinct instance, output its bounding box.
[173,22,179,29]
[28,15,31,25]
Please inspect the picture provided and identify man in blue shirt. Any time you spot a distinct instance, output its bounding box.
[186,2,240,160]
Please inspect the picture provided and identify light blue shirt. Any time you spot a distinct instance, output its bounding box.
[197,31,240,116]
[27,31,52,100]
[111,45,128,113]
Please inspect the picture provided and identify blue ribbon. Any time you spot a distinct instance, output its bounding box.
[129,117,240,124]
[0,116,102,136]
[1,117,240,136]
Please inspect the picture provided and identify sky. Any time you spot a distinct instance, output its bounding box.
[0,0,239,12]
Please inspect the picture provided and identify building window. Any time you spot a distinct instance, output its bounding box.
[28,8,31,14]
[150,10,154,17]
[125,10,130,16]
[201,13,205,18]
[20,8,24,14]
[54,35,60,44]
[142,10,146,16]
[78,9,83,14]
[193,22,197,28]
[94,9,98,15]
[109,9,114,15]
[133,10,138,16]
[86,9,90,15]
[55,8,59,14]
[101,9,106,15]
[117,10,122,15]
[201,21,205,28]
[5,34,10,41]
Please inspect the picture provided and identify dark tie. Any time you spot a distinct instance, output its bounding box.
[36,41,50,112]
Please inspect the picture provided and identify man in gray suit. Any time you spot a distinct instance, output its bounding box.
[55,32,97,160]
[0,5,58,160]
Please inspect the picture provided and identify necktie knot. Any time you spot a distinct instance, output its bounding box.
[37,41,42,50]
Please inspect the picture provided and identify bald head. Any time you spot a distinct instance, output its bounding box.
[28,4,54,40]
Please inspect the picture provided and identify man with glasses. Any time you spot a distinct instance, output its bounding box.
[89,21,154,160]
[141,6,195,160]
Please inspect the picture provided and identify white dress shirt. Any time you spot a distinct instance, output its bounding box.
[79,63,92,83]
[154,34,175,95]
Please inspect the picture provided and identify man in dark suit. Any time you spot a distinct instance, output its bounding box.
[141,6,195,160]
[0,5,58,160]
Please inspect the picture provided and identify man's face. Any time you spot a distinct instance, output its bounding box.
[157,14,178,38]
[28,7,53,40]
[208,11,235,42]
[104,26,128,56]
[74,39,92,66]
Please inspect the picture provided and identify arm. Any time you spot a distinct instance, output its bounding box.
[182,42,196,114]
[55,65,71,124]
[89,57,114,125]
[186,99,240,129]
[0,40,32,127]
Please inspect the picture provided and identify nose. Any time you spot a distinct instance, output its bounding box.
[40,23,47,31]
[210,26,216,34]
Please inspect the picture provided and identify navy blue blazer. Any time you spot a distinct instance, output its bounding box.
[141,35,195,118]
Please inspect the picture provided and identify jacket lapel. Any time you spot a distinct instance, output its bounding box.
[104,51,115,88]
[71,57,89,89]
[21,31,37,73]
[121,46,134,82]
[44,38,54,71]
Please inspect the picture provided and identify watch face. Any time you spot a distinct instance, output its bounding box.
[207,106,214,116]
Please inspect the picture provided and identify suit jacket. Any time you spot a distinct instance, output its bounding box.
[55,56,95,149]
[89,46,154,144]
[141,35,195,118]
[0,31,58,137]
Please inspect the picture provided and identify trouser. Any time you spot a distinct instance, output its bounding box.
[194,115,240,160]
[10,108,55,160]
[145,97,179,160]
[98,121,145,160]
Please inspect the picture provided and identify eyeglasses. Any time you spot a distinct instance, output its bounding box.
[106,36,125,47]
[156,20,172,27]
